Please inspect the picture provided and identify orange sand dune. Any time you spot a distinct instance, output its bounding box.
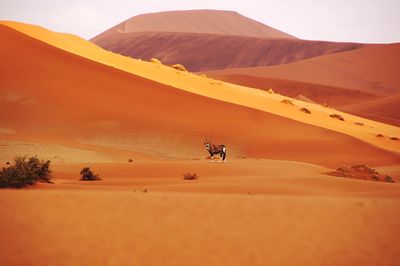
[208,43,400,96]
[341,94,400,126]
[1,21,399,157]
[1,24,399,167]
[91,9,296,40]
[208,74,377,107]
[92,31,364,72]
[1,20,400,266]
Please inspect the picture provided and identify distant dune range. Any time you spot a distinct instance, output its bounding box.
[91,10,364,72]
[206,74,378,107]
[91,10,400,126]
[206,44,400,124]
[207,44,400,96]
[1,23,399,167]
[92,31,365,72]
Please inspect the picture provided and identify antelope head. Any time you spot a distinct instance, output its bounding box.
[204,134,212,151]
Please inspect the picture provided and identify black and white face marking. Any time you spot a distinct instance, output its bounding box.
[204,142,211,150]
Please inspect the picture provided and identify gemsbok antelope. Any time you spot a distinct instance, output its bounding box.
[204,135,227,163]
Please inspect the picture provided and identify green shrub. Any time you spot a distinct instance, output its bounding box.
[0,156,52,188]
[80,167,101,181]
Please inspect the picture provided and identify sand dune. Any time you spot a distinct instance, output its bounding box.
[91,10,296,40]
[208,43,400,96]
[2,24,399,167]
[92,31,364,72]
[341,94,400,126]
[207,74,377,107]
[1,22,399,165]
[1,18,400,266]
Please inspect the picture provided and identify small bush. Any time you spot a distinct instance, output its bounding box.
[80,167,101,181]
[376,134,384,138]
[267,88,274,94]
[390,137,399,141]
[354,122,364,126]
[281,99,294,105]
[300,107,311,114]
[330,114,345,121]
[183,173,198,180]
[128,158,133,163]
[0,156,52,188]
[385,175,395,183]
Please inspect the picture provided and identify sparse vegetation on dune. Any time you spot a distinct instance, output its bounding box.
[183,173,198,180]
[330,114,345,121]
[0,156,52,188]
[327,164,395,183]
[300,107,311,114]
[80,167,101,181]
[281,99,294,105]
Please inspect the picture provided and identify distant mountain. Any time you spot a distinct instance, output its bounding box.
[91,10,296,40]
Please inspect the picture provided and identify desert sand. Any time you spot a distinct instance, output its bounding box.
[1,18,400,266]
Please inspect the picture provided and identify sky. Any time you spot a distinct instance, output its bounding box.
[1,0,399,43]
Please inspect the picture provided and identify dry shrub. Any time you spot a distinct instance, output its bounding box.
[80,167,101,181]
[390,137,399,141]
[128,158,133,163]
[376,134,384,138]
[172,64,188,72]
[183,173,198,180]
[267,88,274,94]
[300,107,311,114]
[281,99,294,105]
[0,156,52,188]
[330,114,345,121]
[327,164,395,183]
[354,122,364,126]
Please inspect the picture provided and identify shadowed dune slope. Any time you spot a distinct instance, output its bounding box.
[91,10,296,40]
[0,25,399,167]
[208,43,400,95]
[208,74,377,107]
[91,31,364,72]
[341,94,400,126]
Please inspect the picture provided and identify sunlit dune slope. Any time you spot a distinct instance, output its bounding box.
[91,31,364,72]
[91,10,296,40]
[207,74,377,107]
[208,43,400,96]
[0,21,399,162]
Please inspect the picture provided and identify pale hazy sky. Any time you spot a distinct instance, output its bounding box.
[1,0,399,43]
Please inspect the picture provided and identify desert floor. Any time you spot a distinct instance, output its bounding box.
[1,159,400,266]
